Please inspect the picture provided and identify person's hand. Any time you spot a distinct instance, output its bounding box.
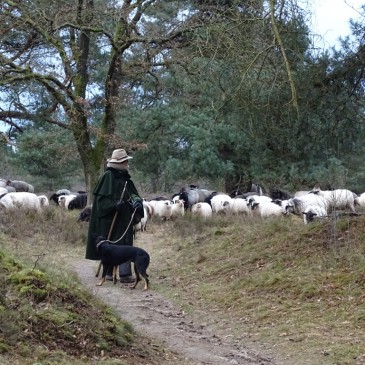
[115,201,124,212]
[133,200,143,213]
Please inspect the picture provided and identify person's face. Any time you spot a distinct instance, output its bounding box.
[121,160,129,169]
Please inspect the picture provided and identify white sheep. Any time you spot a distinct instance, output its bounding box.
[170,199,185,220]
[134,202,150,235]
[210,194,232,214]
[38,195,49,208]
[149,199,172,220]
[310,188,356,212]
[191,202,212,219]
[294,190,310,197]
[246,195,272,209]
[355,192,365,207]
[230,197,251,215]
[283,194,328,216]
[302,205,327,224]
[0,192,42,211]
[251,201,284,218]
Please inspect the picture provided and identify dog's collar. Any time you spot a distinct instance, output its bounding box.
[96,240,108,250]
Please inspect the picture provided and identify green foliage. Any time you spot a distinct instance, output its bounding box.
[2,0,365,195]
[13,126,84,190]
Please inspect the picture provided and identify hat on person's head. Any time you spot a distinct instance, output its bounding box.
[107,149,133,163]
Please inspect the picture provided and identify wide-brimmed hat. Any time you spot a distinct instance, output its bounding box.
[107,149,133,163]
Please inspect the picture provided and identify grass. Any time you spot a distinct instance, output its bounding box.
[0,206,365,364]
[150,213,365,365]
[0,207,181,365]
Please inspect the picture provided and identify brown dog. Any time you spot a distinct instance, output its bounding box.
[96,236,150,290]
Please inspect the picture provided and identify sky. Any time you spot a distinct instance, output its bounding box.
[310,0,364,49]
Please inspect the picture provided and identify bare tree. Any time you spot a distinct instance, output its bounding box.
[0,0,205,199]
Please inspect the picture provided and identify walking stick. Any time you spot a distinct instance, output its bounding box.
[95,181,128,278]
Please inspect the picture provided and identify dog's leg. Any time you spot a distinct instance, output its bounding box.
[95,261,102,277]
[140,273,149,291]
[97,265,107,286]
[112,265,118,285]
[129,264,140,289]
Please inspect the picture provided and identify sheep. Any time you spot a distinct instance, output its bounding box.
[246,195,272,209]
[5,186,16,193]
[191,202,213,219]
[0,192,42,211]
[250,201,284,218]
[38,195,49,208]
[134,202,150,235]
[179,187,215,210]
[149,199,172,220]
[210,194,232,214]
[170,199,185,220]
[171,192,181,203]
[204,191,218,205]
[67,193,87,210]
[230,197,251,215]
[78,206,92,222]
[49,189,72,205]
[270,188,292,201]
[142,200,154,219]
[283,194,328,216]
[309,187,357,212]
[6,180,34,193]
[302,205,327,224]
[0,187,8,195]
[294,190,310,197]
[58,194,77,209]
[355,192,365,207]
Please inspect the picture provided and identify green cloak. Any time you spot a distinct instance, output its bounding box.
[85,167,143,260]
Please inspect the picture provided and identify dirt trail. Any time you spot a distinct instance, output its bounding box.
[72,231,278,365]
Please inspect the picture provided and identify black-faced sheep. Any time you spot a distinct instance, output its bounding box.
[6,180,34,193]
[302,205,327,224]
[49,189,72,205]
[67,193,87,210]
[78,206,92,222]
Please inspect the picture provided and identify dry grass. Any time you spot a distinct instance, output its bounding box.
[1,206,365,364]
[148,212,365,365]
[0,206,180,365]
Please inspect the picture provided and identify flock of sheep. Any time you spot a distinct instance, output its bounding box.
[1,178,364,231]
[136,184,365,231]
[0,179,49,211]
[0,179,87,212]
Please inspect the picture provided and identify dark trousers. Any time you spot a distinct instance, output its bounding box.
[119,261,132,277]
[105,261,131,277]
